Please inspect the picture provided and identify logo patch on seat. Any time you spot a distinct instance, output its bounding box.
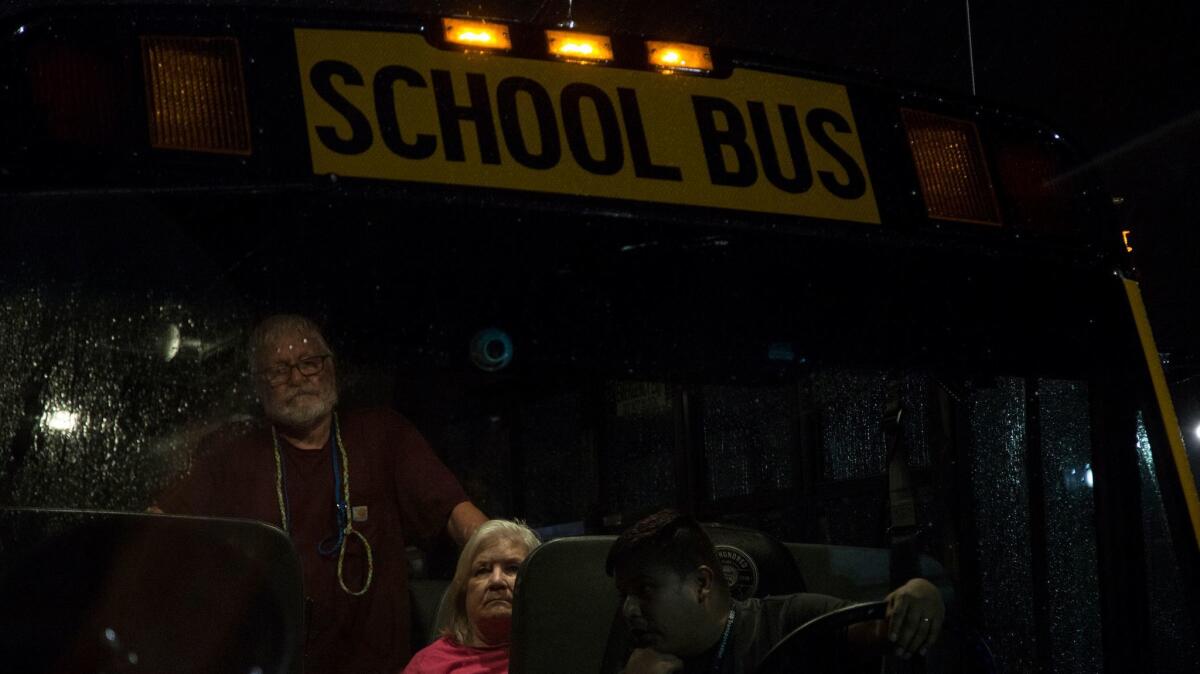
[715,545,759,600]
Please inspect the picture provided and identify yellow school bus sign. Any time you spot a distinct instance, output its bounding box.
[294,29,881,224]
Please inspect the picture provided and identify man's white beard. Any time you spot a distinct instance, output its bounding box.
[267,385,338,430]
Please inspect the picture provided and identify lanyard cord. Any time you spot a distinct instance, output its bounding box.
[271,413,375,596]
[712,608,736,673]
[317,428,347,558]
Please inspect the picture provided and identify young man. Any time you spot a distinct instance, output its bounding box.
[607,510,944,673]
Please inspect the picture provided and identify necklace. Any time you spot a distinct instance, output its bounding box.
[272,412,374,596]
[712,608,736,673]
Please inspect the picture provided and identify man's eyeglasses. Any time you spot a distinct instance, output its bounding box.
[258,354,331,387]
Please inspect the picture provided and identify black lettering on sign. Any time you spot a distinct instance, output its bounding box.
[617,88,682,181]
[747,102,813,194]
[497,77,561,170]
[432,70,501,164]
[692,96,756,187]
[310,60,372,155]
[806,108,867,199]
[561,83,623,176]
[373,65,436,160]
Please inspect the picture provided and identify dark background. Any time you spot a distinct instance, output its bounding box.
[409,0,1200,392]
[579,0,1200,370]
[11,1,1195,354]
[7,0,1199,441]
[432,0,1200,447]
[542,0,1200,450]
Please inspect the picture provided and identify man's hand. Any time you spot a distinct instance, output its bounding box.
[622,648,683,674]
[884,578,944,659]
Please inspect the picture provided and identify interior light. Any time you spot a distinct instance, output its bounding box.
[545,30,613,63]
[645,41,713,73]
[159,323,182,362]
[44,409,80,432]
[442,18,512,51]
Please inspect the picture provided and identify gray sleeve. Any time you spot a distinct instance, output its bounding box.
[778,592,854,633]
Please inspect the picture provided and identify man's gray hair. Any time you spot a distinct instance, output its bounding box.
[246,314,332,371]
[443,519,541,646]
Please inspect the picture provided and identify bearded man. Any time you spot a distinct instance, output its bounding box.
[156,314,487,674]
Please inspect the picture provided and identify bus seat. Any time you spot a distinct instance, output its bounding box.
[704,523,807,598]
[0,508,303,674]
[785,543,955,607]
[510,526,809,674]
[409,578,452,649]
[509,536,620,674]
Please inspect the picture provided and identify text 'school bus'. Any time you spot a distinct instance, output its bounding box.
[1,4,1198,674]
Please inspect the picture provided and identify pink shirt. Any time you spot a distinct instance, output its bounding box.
[402,636,510,674]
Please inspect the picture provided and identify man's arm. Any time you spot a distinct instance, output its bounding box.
[845,578,944,659]
[446,501,488,546]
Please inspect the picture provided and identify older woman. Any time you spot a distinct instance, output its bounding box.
[403,520,541,674]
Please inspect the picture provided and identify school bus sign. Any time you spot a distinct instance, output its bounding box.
[294,29,880,224]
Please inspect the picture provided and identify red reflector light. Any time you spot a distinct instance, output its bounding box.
[993,142,1079,235]
[27,41,124,146]
[902,109,1000,226]
[141,36,251,155]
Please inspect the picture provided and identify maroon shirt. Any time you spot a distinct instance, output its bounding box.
[159,408,468,674]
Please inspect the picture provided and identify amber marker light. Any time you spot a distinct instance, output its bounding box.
[442,18,512,51]
[141,36,252,155]
[1122,230,1134,253]
[902,108,1001,225]
[645,41,713,73]
[545,30,613,63]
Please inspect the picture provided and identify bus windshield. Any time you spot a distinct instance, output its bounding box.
[1,4,1198,674]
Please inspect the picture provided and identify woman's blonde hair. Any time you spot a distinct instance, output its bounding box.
[443,519,541,646]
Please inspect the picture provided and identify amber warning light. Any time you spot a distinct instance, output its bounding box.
[545,30,613,63]
[442,18,512,51]
[645,41,713,73]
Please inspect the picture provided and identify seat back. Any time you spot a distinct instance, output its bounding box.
[506,532,956,674]
[705,523,806,599]
[509,536,620,674]
[408,579,451,649]
[0,508,304,674]
[510,526,811,674]
[786,543,954,605]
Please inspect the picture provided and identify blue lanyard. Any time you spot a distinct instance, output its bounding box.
[277,419,350,558]
[712,609,736,673]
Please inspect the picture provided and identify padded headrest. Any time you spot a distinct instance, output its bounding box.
[509,536,621,674]
[703,523,807,599]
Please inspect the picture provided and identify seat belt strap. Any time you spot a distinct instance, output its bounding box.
[884,376,921,588]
